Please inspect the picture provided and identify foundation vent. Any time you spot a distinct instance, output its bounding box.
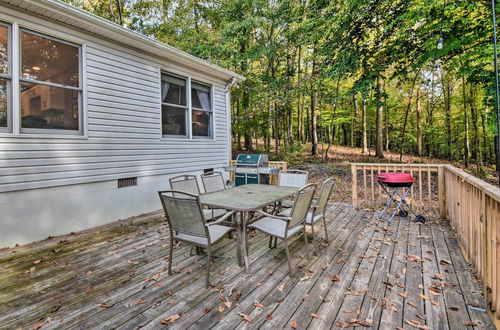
[117,177,137,188]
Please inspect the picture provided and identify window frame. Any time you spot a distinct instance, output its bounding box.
[160,71,214,140]
[0,21,12,133]
[191,80,213,139]
[160,72,189,138]
[18,28,83,135]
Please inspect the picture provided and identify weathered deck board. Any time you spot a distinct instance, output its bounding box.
[0,203,494,329]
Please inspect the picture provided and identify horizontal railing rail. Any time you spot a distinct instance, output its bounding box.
[351,162,500,322]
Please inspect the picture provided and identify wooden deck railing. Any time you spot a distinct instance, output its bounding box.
[228,160,287,185]
[351,163,445,217]
[352,162,500,321]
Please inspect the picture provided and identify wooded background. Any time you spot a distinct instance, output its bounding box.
[65,0,500,172]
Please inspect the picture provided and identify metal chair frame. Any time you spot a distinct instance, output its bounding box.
[158,190,234,288]
[308,177,335,254]
[201,171,227,193]
[249,184,317,273]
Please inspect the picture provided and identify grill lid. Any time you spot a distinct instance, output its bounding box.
[236,154,268,166]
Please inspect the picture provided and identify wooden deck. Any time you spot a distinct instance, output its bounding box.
[0,203,494,329]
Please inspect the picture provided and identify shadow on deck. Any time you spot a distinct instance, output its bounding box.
[0,203,494,329]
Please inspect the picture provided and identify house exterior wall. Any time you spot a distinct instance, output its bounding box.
[0,4,233,247]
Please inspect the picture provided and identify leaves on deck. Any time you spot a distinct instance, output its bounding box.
[99,303,110,308]
[253,303,265,309]
[464,321,478,326]
[160,314,181,324]
[330,274,341,282]
[33,258,43,264]
[291,320,298,328]
[310,313,321,319]
[132,299,147,306]
[277,283,285,292]
[237,311,252,323]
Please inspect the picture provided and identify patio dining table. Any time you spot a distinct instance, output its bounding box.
[200,184,298,272]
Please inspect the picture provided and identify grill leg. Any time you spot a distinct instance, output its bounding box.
[379,186,397,220]
[387,187,411,223]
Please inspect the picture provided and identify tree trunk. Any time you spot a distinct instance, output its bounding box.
[375,74,384,158]
[310,48,318,156]
[443,77,453,160]
[351,93,357,147]
[361,98,368,154]
[462,77,470,167]
[481,112,488,164]
[416,87,422,156]
[469,87,481,168]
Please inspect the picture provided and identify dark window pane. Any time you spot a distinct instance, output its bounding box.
[0,78,7,127]
[21,82,79,130]
[192,110,211,137]
[161,74,186,106]
[21,31,79,87]
[191,83,211,110]
[162,105,186,136]
[0,25,7,74]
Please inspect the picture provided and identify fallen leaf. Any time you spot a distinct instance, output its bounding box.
[99,303,110,308]
[218,304,225,313]
[440,259,451,265]
[33,258,42,265]
[132,299,147,306]
[87,271,93,276]
[32,322,44,330]
[464,321,478,326]
[419,294,431,300]
[146,273,160,281]
[331,274,341,282]
[449,307,460,311]
[237,311,252,323]
[398,292,408,299]
[204,307,211,314]
[160,314,180,324]
[291,320,298,328]
[266,314,273,320]
[254,303,265,309]
[407,301,417,308]
[277,283,285,292]
[310,313,321,319]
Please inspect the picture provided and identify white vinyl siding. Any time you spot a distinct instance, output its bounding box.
[0,36,230,193]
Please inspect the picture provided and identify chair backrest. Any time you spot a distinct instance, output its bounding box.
[278,169,309,188]
[158,190,207,237]
[289,184,317,228]
[201,171,226,193]
[169,175,201,196]
[315,177,335,215]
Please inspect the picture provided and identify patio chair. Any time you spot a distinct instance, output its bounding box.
[279,177,335,255]
[278,169,309,208]
[201,171,226,193]
[169,174,225,221]
[158,190,235,288]
[248,184,317,273]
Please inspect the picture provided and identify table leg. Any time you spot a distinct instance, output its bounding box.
[235,211,243,267]
[242,211,250,273]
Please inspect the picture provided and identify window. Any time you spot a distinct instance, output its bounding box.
[161,73,187,136]
[191,81,212,138]
[20,30,81,133]
[161,72,213,139]
[0,23,10,131]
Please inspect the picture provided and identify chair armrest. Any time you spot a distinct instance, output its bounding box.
[255,210,291,222]
[206,211,235,226]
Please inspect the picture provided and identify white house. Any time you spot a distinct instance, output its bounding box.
[0,0,244,247]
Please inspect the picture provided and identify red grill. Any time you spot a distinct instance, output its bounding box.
[377,172,425,223]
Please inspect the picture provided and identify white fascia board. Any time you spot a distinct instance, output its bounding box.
[10,0,246,83]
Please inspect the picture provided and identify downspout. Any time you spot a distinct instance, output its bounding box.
[225,77,238,165]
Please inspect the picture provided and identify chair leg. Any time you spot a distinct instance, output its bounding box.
[323,217,329,242]
[311,223,318,256]
[168,236,174,275]
[284,237,292,273]
[303,227,310,259]
[206,246,211,289]
[274,237,278,248]
[269,235,273,248]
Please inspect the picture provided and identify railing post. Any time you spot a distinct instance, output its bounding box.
[351,164,358,209]
[438,166,446,219]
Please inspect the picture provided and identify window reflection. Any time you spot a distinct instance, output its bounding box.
[162,105,186,136]
[0,25,7,74]
[192,110,210,137]
[20,31,81,131]
[161,74,186,106]
[21,31,79,87]
[20,82,78,130]
[0,79,7,127]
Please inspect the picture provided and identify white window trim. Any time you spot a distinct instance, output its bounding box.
[160,71,215,141]
[0,20,88,139]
